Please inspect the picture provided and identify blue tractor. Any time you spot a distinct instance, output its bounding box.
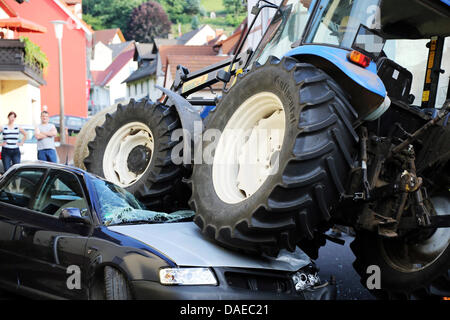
[77,0,450,298]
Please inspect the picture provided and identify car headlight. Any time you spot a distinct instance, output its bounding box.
[159,268,218,286]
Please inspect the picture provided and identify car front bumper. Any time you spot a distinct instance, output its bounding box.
[131,280,336,300]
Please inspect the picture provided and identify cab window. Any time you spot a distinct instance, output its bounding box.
[32,170,89,217]
[0,169,46,208]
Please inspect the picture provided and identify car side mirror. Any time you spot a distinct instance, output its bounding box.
[60,208,91,225]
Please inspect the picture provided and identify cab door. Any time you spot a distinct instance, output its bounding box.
[17,169,92,299]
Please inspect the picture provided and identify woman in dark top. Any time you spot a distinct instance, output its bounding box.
[1,112,27,172]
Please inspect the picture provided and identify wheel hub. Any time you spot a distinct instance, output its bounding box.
[127,145,152,175]
[103,122,154,187]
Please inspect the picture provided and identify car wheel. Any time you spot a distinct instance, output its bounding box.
[104,266,132,300]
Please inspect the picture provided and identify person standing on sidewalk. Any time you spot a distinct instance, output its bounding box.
[35,111,58,163]
[0,112,26,171]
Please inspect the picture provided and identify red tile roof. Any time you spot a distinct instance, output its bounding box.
[166,54,229,89]
[93,28,125,46]
[93,48,135,86]
[158,45,217,73]
[215,18,248,55]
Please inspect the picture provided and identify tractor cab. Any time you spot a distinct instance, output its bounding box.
[249,0,450,117]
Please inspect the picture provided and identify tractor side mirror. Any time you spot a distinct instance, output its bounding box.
[408,94,415,105]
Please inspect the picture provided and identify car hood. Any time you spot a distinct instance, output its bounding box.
[108,222,310,272]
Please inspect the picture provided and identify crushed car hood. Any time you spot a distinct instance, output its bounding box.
[108,222,310,271]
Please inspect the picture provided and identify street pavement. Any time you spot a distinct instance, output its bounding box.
[315,231,375,300]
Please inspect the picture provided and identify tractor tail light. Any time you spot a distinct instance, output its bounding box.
[348,50,371,68]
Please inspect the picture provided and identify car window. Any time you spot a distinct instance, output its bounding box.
[32,170,89,217]
[0,169,46,208]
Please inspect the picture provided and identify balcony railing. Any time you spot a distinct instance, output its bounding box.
[0,39,46,85]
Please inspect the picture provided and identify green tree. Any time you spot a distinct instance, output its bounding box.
[82,14,106,31]
[222,0,246,16]
[160,0,185,23]
[191,15,199,30]
[126,1,172,42]
[184,0,201,15]
[83,0,147,35]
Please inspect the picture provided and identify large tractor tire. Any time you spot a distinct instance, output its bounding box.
[83,99,186,210]
[74,105,118,171]
[351,194,450,300]
[189,56,359,256]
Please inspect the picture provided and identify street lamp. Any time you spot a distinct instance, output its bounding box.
[51,20,67,144]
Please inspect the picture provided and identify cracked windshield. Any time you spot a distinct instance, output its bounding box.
[91,177,194,226]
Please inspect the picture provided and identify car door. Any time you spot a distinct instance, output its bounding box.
[17,169,92,299]
[0,168,46,287]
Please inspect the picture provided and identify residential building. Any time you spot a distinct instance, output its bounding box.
[157,45,218,88]
[93,28,125,46]
[214,18,248,56]
[0,0,46,126]
[165,54,229,99]
[5,0,93,118]
[90,40,137,114]
[123,42,159,102]
[63,0,82,19]
[177,25,227,46]
[246,0,282,50]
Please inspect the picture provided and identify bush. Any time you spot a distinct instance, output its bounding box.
[19,36,49,72]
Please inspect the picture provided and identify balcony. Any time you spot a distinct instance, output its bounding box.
[0,39,46,85]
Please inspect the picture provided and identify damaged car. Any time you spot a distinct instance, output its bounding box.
[0,163,335,300]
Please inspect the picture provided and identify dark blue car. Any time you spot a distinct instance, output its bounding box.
[0,163,335,300]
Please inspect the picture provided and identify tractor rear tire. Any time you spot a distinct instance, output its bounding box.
[189,56,359,256]
[351,195,450,299]
[83,99,186,211]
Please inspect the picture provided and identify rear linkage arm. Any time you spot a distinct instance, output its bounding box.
[354,103,450,235]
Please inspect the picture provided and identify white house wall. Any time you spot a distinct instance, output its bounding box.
[91,42,113,71]
[185,25,217,46]
[107,59,137,105]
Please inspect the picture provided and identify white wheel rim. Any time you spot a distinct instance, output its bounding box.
[213,92,286,204]
[103,122,154,188]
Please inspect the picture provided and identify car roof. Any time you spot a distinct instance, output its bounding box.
[8,162,88,176]
[50,115,87,119]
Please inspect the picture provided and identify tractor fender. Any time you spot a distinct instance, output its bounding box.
[285,45,387,120]
[155,85,204,144]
